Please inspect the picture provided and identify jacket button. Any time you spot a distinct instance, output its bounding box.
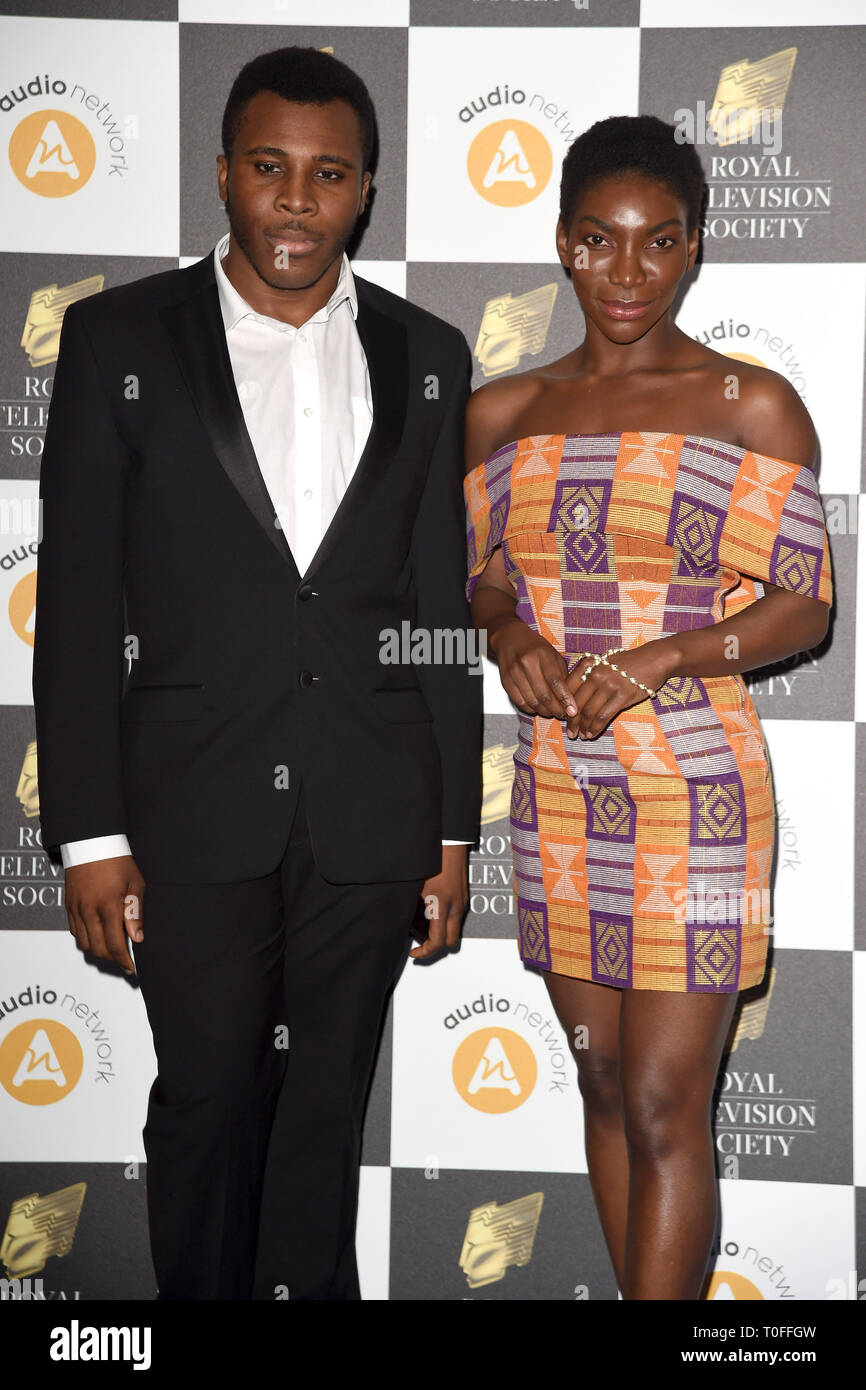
[297,582,314,602]
[298,670,315,688]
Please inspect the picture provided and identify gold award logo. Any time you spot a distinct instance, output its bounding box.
[9,109,96,197]
[16,740,39,818]
[459,1192,544,1288]
[1,1182,86,1279]
[467,119,552,207]
[726,966,776,1053]
[452,1025,537,1113]
[709,47,796,146]
[22,276,104,368]
[0,1018,83,1105]
[481,743,518,825]
[474,285,558,378]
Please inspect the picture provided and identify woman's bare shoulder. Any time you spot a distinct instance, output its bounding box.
[733,366,818,470]
[464,371,547,474]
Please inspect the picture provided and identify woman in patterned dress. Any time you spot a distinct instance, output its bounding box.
[464,116,832,1301]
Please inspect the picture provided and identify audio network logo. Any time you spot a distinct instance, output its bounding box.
[445,990,574,1113]
[9,109,95,197]
[2,72,133,196]
[452,1026,537,1114]
[704,1270,764,1300]
[467,119,552,207]
[0,1016,83,1104]
[458,82,577,208]
[6,561,36,648]
[704,1234,796,1300]
[0,981,118,1103]
[691,319,807,401]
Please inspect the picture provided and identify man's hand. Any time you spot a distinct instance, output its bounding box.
[65,856,146,975]
[412,844,469,961]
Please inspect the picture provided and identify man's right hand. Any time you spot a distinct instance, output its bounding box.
[65,857,146,975]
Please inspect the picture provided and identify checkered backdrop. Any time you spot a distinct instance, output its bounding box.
[0,0,864,1302]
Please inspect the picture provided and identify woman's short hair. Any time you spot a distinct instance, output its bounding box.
[559,114,707,238]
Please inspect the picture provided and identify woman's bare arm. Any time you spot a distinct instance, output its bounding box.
[465,380,577,718]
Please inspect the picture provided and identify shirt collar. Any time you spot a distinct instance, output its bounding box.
[213,231,358,332]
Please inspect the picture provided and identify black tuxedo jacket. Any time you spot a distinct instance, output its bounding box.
[32,250,482,883]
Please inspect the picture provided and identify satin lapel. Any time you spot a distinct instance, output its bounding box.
[158,255,300,576]
[302,278,409,579]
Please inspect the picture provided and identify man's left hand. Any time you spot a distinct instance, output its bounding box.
[412,845,469,960]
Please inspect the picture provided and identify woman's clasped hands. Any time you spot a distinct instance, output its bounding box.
[490,619,675,740]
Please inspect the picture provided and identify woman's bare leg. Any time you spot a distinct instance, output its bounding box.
[543,971,628,1290]
[618,988,737,1299]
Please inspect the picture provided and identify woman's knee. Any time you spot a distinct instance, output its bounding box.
[576,1049,623,1118]
[622,1074,714,1161]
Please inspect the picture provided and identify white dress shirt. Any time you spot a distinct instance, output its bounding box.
[59,236,466,867]
[215,232,373,576]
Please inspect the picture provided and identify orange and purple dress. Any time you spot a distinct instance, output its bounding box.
[464,432,833,993]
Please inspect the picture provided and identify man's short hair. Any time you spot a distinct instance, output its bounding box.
[222,45,377,171]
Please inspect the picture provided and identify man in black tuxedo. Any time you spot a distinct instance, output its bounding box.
[32,47,481,1300]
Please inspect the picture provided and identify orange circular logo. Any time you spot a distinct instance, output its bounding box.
[0,1018,83,1105]
[705,1270,764,1300]
[452,1026,537,1113]
[724,352,765,368]
[467,119,553,207]
[9,568,36,647]
[9,110,96,197]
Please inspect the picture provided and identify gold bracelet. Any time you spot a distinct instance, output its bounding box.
[577,646,658,700]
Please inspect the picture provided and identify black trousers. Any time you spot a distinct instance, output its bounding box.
[131,780,424,1300]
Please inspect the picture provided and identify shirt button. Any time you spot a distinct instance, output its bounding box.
[298,332,307,343]
[304,489,313,500]
[303,406,313,417]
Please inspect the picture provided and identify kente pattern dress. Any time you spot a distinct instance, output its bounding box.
[464,432,833,993]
